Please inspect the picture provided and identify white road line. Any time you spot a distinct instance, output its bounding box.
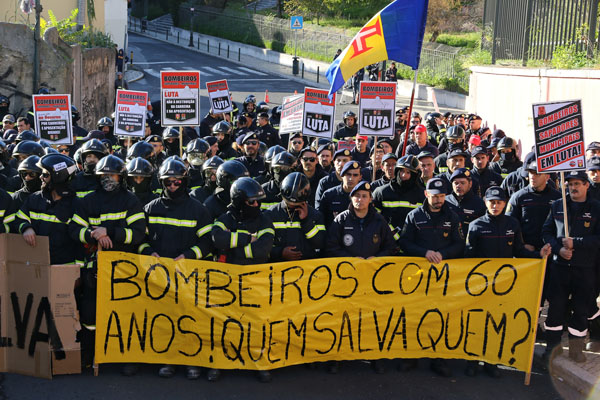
[226,78,288,81]
[143,69,161,78]
[161,67,175,71]
[135,61,185,65]
[218,66,245,76]
[201,66,224,75]
[237,66,268,76]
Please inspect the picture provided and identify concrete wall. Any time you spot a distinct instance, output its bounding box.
[104,0,127,49]
[0,22,115,131]
[468,66,600,156]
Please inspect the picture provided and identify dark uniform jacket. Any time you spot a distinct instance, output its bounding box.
[237,155,266,178]
[326,205,397,258]
[406,141,439,157]
[471,167,502,197]
[316,184,352,227]
[15,190,82,264]
[211,208,275,265]
[140,194,213,260]
[71,172,98,198]
[465,212,539,258]
[257,123,281,148]
[372,179,425,233]
[260,180,281,210]
[266,201,326,261]
[204,188,230,221]
[446,190,486,233]
[315,172,341,204]
[490,158,523,179]
[400,202,465,258]
[542,197,600,267]
[506,184,560,249]
[305,166,327,207]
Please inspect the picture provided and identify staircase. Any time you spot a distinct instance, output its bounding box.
[146,14,173,35]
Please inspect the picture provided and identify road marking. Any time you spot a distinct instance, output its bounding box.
[226,78,288,81]
[161,67,175,71]
[218,66,245,76]
[143,69,160,78]
[201,66,223,76]
[237,67,268,76]
[135,61,185,65]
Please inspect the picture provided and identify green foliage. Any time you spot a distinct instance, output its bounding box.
[462,48,492,66]
[551,44,592,69]
[433,32,480,49]
[39,9,114,48]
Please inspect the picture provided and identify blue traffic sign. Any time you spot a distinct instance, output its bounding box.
[290,16,303,30]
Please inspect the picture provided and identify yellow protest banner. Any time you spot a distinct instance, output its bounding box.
[95,252,545,373]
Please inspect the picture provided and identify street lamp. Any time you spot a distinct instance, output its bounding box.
[188,8,194,47]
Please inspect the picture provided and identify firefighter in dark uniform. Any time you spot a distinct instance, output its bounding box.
[399,177,465,377]
[317,161,363,227]
[470,145,502,197]
[6,155,41,231]
[588,156,600,201]
[333,111,358,141]
[298,147,326,207]
[372,155,425,241]
[138,158,214,380]
[69,155,146,368]
[490,137,522,179]
[266,172,326,262]
[500,152,537,198]
[327,180,397,257]
[204,160,249,220]
[542,171,600,364]
[256,112,281,148]
[261,151,295,210]
[16,153,81,263]
[236,132,266,179]
[211,177,275,383]
[71,139,109,198]
[446,168,486,234]
[587,156,600,347]
[466,186,550,376]
[436,125,466,165]
[190,156,224,204]
[125,157,158,207]
[162,127,182,158]
[185,138,211,191]
[315,149,352,204]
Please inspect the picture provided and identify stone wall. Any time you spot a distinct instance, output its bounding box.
[0,22,115,132]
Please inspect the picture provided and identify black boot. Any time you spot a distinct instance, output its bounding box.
[568,336,586,363]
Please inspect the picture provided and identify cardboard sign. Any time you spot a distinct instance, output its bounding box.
[532,100,586,172]
[359,82,396,137]
[96,252,545,374]
[160,70,201,126]
[206,80,233,114]
[337,140,355,151]
[114,90,149,137]
[0,234,80,379]
[302,88,336,139]
[279,94,304,135]
[32,94,73,144]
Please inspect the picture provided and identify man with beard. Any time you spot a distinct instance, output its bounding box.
[317,143,334,174]
[470,145,502,197]
[237,132,266,179]
[212,121,239,160]
[446,168,486,234]
[256,112,281,148]
[372,153,397,190]
[298,147,326,206]
[372,155,425,240]
[588,156,600,201]
[317,161,363,227]
[315,149,352,203]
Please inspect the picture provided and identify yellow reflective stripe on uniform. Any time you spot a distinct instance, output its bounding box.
[79,227,87,243]
[230,232,238,248]
[138,243,150,253]
[0,210,6,217]
[382,201,422,209]
[4,213,15,223]
[438,167,448,173]
[191,246,202,259]
[148,216,197,228]
[17,210,31,223]
[501,173,509,178]
[30,212,63,224]
[213,221,227,230]
[244,243,253,258]
[260,202,278,210]
[89,211,127,225]
[257,228,275,237]
[72,214,89,227]
[124,228,133,244]
[76,190,94,198]
[196,224,212,237]
[273,221,302,229]
[305,224,325,239]
[238,229,250,234]
[127,212,145,225]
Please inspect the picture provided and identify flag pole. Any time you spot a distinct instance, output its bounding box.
[400,69,419,157]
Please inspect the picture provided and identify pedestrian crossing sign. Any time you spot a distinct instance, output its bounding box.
[291,16,303,30]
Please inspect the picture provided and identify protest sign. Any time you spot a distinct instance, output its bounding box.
[206,80,233,114]
[0,234,80,379]
[96,253,545,374]
[358,82,396,137]
[532,100,586,172]
[302,88,336,139]
[114,90,148,137]
[279,94,304,135]
[32,94,73,144]
[160,70,200,126]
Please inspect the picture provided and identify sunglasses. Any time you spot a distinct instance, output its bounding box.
[58,148,69,153]
[41,172,51,178]
[21,171,39,178]
[245,140,259,146]
[164,179,182,187]
[302,157,316,162]
[245,199,259,205]
[292,140,303,145]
